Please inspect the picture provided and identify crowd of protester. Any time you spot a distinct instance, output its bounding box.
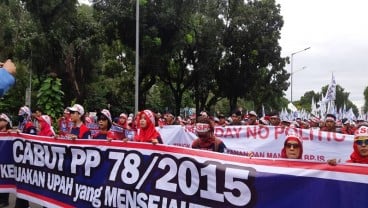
[3,105,368,160]
[2,105,368,149]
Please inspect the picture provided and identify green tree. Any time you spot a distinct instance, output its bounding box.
[9,0,363,120]
[216,0,287,112]
[83,40,136,115]
[94,0,155,111]
[297,90,319,112]
[36,74,65,121]
[363,86,368,113]
[189,0,224,114]
[21,1,103,104]
[0,0,35,115]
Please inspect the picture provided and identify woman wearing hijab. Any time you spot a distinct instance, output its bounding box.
[134,110,163,144]
[347,125,368,163]
[36,115,56,137]
[192,116,226,153]
[116,113,131,130]
[281,134,303,159]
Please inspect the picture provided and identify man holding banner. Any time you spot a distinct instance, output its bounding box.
[192,116,226,153]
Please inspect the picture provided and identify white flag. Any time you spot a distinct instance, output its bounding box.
[324,73,336,102]
[288,102,298,112]
[311,97,317,116]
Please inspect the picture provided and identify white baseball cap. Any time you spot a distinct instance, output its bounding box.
[98,109,112,123]
[67,104,85,116]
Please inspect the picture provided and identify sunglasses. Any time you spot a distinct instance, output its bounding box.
[285,143,300,149]
[355,140,368,146]
[69,111,78,114]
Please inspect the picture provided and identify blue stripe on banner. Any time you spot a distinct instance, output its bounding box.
[254,171,368,208]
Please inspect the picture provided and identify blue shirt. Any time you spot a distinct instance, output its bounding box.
[93,132,107,139]
[0,68,15,97]
[70,124,91,139]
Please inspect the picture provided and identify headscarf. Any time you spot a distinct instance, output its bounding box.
[348,143,368,164]
[37,115,55,137]
[281,135,303,159]
[134,110,160,143]
[348,126,368,163]
[118,113,128,129]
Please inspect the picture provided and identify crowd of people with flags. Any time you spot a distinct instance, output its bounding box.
[5,102,368,143]
[3,103,367,156]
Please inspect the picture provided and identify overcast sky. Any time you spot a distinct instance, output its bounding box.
[276,0,368,109]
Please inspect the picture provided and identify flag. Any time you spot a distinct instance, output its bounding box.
[326,101,336,115]
[288,102,298,113]
[324,73,336,102]
[348,108,357,121]
[311,97,317,116]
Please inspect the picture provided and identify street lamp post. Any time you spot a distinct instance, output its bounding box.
[290,47,310,102]
[135,0,139,114]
